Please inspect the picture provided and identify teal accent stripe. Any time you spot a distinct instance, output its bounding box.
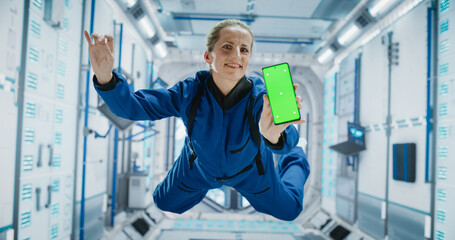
[388,201,430,216]
[76,192,106,204]
[5,77,15,84]
[0,224,13,232]
[358,192,384,202]
[0,84,3,89]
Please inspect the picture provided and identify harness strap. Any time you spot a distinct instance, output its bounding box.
[187,79,205,170]
[247,96,265,175]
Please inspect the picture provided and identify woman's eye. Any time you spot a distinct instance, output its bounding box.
[223,45,231,49]
[241,48,249,53]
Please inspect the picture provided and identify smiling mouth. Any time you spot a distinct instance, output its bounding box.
[225,63,242,69]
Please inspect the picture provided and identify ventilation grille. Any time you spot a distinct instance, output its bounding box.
[30,19,41,38]
[437,167,448,180]
[440,62,449,75]
[52,179,60,192]
[57,84,64,99]
[355,11,371,28]
[440,20,449,33]
[437,230,445,240]
[439,82,448,96]
[21,211,31,228]
[437,189,447,202]
[439,103,448,117]
[130,4,145,20]
[25,102,37,118]
[436,209,446,223]
[22,184,32,200]
[438,146,448,159]
[23,155,34,171]
[53,155,61,168]
[29,47,40,63]
[50,224,58,239]
[55,109,63,123]
[24,129,35,144]
[57,61,66,77]
[26,72,38,89]
[51,203,59,216]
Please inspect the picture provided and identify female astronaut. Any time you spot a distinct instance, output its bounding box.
[84,19,310,221]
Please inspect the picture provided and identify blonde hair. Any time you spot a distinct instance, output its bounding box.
[206,19,254,53]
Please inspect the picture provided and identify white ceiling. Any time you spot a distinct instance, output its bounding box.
[153,0,363,54]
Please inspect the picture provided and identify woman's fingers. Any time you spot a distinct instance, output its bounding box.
[98,35,106,45]
[294,84,299,91]
[296,95,302,109]
[106,35,114,53]
[83,30,92,45]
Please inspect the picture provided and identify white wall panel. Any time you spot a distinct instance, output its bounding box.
[56,34,81,106]
[18,0,83,239]
[75,113,110,201]
[0,1,22,230]
[389,1,427,118]
[76,0,114,204]
[20,96,55,178]
[387,0,430,214]
[388,125,430,212]
[17,177,51,240]
[358,34,388,199]
[358,130,388,197]
[25,10,58,97]
[119,28,135,75]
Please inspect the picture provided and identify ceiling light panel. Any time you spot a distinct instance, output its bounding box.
[138,16,156,38]
[369,0,397,17]
[337,24,360,46]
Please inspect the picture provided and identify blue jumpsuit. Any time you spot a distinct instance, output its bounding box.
[94,70,310,221]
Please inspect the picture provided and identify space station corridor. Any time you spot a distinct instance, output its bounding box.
[0,0,453,239]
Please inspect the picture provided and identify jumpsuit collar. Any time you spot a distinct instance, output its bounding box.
[207,74,253,111]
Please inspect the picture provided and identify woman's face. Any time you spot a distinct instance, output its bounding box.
[205,25,253,82]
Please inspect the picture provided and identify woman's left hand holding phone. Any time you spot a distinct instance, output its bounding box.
[259,84,307,144]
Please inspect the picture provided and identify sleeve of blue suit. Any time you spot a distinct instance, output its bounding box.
[93,71,196,121]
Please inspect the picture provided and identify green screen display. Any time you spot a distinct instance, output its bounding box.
[262,63,300,125]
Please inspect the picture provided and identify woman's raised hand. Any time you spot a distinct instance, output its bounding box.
[259,84,307,144]
[83,30,114,84]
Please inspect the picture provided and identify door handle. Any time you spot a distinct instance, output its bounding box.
[45,185,52,208]
[48,144,54,167]
[37,144,44,167]
[35,187,41,211]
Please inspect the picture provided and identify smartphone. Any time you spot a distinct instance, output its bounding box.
[262,62,300,125]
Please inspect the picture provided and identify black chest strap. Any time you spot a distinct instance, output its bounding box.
[248,96,265,175]
[186,79,205,170]
[186,80,264,176]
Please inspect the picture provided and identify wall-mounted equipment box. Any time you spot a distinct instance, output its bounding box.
[393,143,416,182]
